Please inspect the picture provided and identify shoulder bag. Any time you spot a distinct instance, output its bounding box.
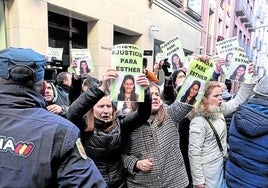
[205,117,227,177]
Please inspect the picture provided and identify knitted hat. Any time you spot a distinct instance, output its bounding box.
[253,76,268,98]
[0,47,46,81]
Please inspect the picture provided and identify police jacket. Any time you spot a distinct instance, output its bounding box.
[0,85,107,188]
[68,86,151,188]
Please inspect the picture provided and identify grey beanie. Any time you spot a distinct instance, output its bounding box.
[253,75,268,98]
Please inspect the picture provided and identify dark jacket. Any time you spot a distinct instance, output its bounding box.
[68,86,152,188]
[55,84,70,106]
[0,85,106,188]
[226,97,268,188]
[48,82,69,118]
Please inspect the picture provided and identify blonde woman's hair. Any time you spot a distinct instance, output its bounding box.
[192,81,221,116]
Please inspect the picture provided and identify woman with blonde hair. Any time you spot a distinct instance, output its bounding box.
[188,73,255,188]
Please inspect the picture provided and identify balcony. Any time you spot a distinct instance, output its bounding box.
[184,8,201,21]
[240,16,249,23]
[245,16,253,29]
[248,27,255,32]
[256,6,264,23]
[235,0,247,16]
[255,37,259,49]
[240,5,252,23]
[167,0,182,8]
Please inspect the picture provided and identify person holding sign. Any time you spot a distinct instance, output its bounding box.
[188,70,256,188]
[117,74,139,102]
[122,82,193,188]
[67,69,151,188]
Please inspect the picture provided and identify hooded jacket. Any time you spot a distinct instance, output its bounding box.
[47,82,69,117]
[226,97,268,188]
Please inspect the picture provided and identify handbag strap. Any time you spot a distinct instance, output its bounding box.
[205,118,224,154]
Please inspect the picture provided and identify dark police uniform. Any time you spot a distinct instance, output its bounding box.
[0,47,107,188]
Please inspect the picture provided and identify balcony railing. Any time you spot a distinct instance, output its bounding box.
[235,0,247,16]
[167,0,182,8]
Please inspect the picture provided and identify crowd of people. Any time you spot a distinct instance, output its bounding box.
[0,47,267,188]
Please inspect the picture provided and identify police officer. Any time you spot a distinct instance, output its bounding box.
[0,47,107,187]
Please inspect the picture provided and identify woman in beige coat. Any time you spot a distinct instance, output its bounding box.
[188,79,255,188]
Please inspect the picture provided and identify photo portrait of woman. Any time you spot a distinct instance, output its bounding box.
[171,53,183,71]
[229,64,247,95]
[117,74,139,102]
[180,80,201,105]
[229,64,246,82]
[80,60,91,74]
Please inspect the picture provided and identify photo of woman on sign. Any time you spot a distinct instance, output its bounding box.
[117,74,139,102]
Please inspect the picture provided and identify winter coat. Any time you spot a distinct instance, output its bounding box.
[226,96,268,188]
[68,86,151,188]
[0,85,106,188]
[122,101,193,188]
[55,84,70,106]
[188,83,254,188]
[48,82,69,117]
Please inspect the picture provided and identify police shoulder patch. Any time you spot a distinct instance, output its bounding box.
[76,138,87,160]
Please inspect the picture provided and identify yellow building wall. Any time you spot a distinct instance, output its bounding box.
[4,0,202,78]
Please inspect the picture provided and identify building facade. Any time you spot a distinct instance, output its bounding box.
[1,0,203,78]
[1,0,267,78]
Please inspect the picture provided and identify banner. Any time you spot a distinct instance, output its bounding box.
[110,44,144,102]
[160,36,186,72]
[155,52,166,64]
[215,37,240,76]
[70,49,94,75]
[176,57,214,107]
[226,47,251,83]
[215,37,239,55]
[46,47,63,62]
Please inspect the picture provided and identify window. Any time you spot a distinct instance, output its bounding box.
[48,11,87,69]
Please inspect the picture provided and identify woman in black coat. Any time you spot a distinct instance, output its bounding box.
[68,69,151,188]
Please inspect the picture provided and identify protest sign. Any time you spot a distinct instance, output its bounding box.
[176,57,214,107]
[46,47,63,62]
[155,52,166,64]
[216,37,239,55]
[215,37,240,75]
[226,47,251,82]
[70,48,94,75]
[110,44,144,102]
[160,36,186,72]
